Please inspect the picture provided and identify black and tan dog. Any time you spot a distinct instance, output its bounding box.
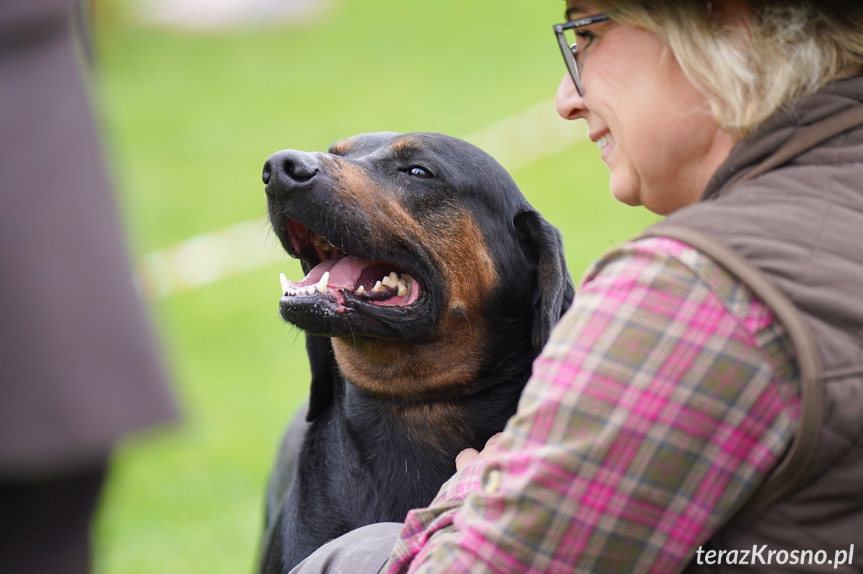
[258,132,573,572]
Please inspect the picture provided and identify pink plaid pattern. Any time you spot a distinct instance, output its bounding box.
[385,237,800,573]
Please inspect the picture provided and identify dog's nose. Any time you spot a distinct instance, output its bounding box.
[262,150,319,194]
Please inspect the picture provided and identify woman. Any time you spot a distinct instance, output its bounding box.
[292,1,863,571]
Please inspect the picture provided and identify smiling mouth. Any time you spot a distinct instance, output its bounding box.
[277,220,421,309]
[596,133,612,151]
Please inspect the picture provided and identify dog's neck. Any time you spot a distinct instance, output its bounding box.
[330,311,489,400]
[334,344,532,456]
[327,299,538,455]
[341,384,474,454]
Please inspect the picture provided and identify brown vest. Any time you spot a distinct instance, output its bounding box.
[644,77,863,572]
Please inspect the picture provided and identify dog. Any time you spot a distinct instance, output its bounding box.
[258,132,574,572]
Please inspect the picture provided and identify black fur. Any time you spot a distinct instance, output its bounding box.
[258,132,574,572]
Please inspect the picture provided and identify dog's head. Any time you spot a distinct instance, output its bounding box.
[263,132,573,415]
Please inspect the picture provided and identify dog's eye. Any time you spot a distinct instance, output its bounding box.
[405,166,434,179]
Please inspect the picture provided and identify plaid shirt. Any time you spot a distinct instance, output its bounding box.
[384,237,801,573]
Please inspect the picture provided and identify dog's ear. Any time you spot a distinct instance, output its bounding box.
[304,334,336,421]
[514,210,575,352]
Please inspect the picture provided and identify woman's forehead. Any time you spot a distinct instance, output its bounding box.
[565,1,597,19]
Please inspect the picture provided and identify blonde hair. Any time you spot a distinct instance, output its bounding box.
[593,1,863,136]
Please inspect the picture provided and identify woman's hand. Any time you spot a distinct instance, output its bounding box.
[455,432,503,471]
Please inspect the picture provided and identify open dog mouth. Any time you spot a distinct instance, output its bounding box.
[278,220,421,310]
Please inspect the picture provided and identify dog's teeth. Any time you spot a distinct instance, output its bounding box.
[382,272,399,289]
[280,273,290,295]
[356,285,365,294]
[397,281,407,297]
[372,280,384,293]
[304,285,314,295]
[316,272,329,294]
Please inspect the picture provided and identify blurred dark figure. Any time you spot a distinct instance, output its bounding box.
[0,1,179,573]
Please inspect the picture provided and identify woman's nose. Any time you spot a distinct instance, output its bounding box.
[555,73,586,120]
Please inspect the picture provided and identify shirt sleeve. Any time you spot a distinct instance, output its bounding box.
[384,237,801,573]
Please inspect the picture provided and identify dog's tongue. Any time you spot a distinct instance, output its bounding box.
[290,256,368,290]
[323,256,369,289]
[282,256,402,291]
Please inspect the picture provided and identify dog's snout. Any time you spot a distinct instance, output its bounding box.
[263,150,319,193]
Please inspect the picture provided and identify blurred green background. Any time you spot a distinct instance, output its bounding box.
[89,0,658,572]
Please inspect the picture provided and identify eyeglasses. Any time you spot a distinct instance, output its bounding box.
[553,14,610,96]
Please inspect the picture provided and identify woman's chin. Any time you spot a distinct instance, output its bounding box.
[608,177,642,208]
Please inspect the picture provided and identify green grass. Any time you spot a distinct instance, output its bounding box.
[91,1,657,573]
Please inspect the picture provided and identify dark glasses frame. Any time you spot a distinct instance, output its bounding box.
[553,14,610,96]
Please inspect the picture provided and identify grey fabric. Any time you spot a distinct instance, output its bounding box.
[288,523,402,574]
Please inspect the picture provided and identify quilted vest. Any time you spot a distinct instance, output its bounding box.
[644,76,863,572]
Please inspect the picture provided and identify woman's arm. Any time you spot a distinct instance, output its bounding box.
[386,237,801,573]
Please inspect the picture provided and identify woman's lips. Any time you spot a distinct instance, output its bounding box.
[595,132,614,163]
